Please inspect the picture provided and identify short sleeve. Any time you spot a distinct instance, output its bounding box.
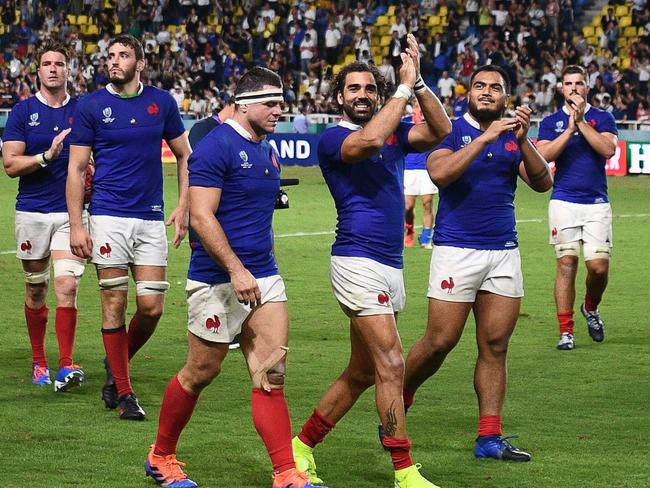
[2,101,26,142]
[395,120,415,153]
[188,132,229,189]
[598,111,617,135]
[318,127,350,167]
[436,123,458,151]
[537,116,558,142]
[163,92,186,141]
[69,96,96,146]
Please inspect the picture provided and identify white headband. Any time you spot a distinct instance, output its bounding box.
[235,88,284,105]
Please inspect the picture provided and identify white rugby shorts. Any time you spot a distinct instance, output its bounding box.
[404,169,439,196]
[186,275,287,343]
[427,245,524,302]
[89,215,168,266]
[330,256,405,316]
[16,211,87,260]
[548,200,612,247]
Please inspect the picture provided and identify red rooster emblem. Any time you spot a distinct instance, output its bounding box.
[99,243,112,257]
[147,102,160,116]
[377,292,389,305]
[505,140,518,153]
[551,227,558,238]
[20,240,32,252]
[441,277,454,293]
[205,315,221,332]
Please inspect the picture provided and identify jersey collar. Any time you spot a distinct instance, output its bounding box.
[106,82,144,98]
[463,112,481,130]
[35,91,71,107]
[338,120,362,131]
[562,102,592,115]
[225,119,256,141]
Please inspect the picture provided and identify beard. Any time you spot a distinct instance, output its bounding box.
[468,98,506,123]
[108,65,137,86]
[341,99,376,125]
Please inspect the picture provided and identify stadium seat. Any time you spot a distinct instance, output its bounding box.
[85,42,97,54]
[14,8,20,24]
[618,37,628,48]
[344,53,356,64]
[168,25,177,33]
[67,14,76,24]
[624,26,637,37]
[376,15,387,26]
[378,25,389,36]
[587,36,598,46]
[428,16,440,26]
[332,64,342,75]
[77,15,88,25]
[620,57,631,69]
[86,24,98,36]
[373,55,382,65]
[380,35,391,46]
[619,16,632,28]
[439,6,448,16]
[387,5,396,16]
[582,25,595,37]
[381,46,389,56]
[615,5,630,17]
[179,25,186,34]
[115,24,122,34]
[595,26,603,37]
[591,16,601,26]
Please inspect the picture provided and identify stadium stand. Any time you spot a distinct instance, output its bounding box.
[0,0,647,123]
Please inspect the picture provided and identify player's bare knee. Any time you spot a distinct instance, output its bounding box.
[480,336,510,358]
[138,302,164,322]
[375,352,404,384]
[26,283,47,305]
[182,361,221,392]
[54,276,79,303]
[423,332,459,355]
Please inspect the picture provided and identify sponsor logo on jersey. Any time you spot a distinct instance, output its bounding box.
[28,113,40,127]
[102,107,115,123]
[505,140,518,152]
[147,102,160,116]
[441,276,454,293]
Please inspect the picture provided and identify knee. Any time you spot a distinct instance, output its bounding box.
[26,283,47,303]
[480,335,510,359]
[180,362,221,393]
[266,366,286,388]
[375,351,405,384]
[557,256,578,275]
[54,276,79,302]
[138,302,164,322]
[587,262,608,279]
[421,333,458,357]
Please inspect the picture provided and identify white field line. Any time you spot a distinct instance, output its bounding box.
[0,213,647,254]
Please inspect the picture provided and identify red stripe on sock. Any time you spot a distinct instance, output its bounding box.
[478,415,502,437]
[584,295,600,312]
[557,310,574,335]
[383,436,413,470]
[154,375,199,456]
[298,409,336,448]
[55,307,77,368]
[251,389,295,473]
[102,326,132,398]
[25,304,48,367]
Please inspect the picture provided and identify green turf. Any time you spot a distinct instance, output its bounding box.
[0,166,648,488]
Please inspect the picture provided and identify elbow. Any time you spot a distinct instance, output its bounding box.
[438,120,452,140]
[4,164,19,178]
[604,145,616,160]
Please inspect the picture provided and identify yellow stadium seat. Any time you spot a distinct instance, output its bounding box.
[84,42,97,54]
[0,25,5,35]
[595,26,603,37]
[618,37,628,49]
[624,26,637,37]
[380,35,391,46]
[619,16,631,28]
[640,26,646,36]
[373,55,382,66]
[372,45,382,56]
[387,5,396,16]
[344,53,356,64]
[428,16,440,26]
[14,8,20,24]
[332,64,343,76]
[587,36,598,46]
[615,5,629,17]
[381,46,389,56]
[432,26,444,34]
[115,24,122,34]
[582,25,595,37]
[216,24,222,34]
[591,15,601,26]
[601,5,611,15]
[86,24,98,35]
[77,15,88,25]
[67,14,76,24]
[179,25,186,34]
[439,6,448,17]
[376,15,387,26]
[378,25,389,36]
[620,57,631,69]
[79,24,88,35]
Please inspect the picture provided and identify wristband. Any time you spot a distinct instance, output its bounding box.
[393,84,413,101]
[414,75,427,93]
[37,152,50,167]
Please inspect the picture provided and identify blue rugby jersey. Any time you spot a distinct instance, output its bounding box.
[538,104,617,204]
[69,84,185,220]
[187,120,280,284]
[3,93,77,213]
[434,113,521,250]
[319,120,414,269]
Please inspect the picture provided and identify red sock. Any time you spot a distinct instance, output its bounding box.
[478,415,502,437]
[584,294,600,312]
[102,325,132,397]
[557,310,574,335]
[405,224,414,236]
[298,409,336,448]
[127,314,155,360]
[154,375,199,456]
[403,390,416,410]
[55,307,77,368]
[383,436,413,470]
[25,304,48,367]
[251,389,295,473]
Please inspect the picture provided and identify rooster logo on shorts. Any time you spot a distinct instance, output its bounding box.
[20,240,32,253]
[99,242,112,257]
[377,292,389,305]
[205,315,221,332]
[551,227,558,239]
[441,277,455,293]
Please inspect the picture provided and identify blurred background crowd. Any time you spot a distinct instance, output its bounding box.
[0,0,648,123]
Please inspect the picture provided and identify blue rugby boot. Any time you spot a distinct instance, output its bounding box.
[474,435,531,462]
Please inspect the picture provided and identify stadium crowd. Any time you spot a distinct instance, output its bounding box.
[0,0,648,121]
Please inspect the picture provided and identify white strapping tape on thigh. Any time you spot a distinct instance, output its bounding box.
[53,259,86,278]
[583,243,611,261]
[98,275,129,291]
[554,241,580,258]
[136,280,170,296]
[24,268,50,284]
[249,346,288,391]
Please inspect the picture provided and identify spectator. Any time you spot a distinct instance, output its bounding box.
[378,55,396,89]
[292,106,310,134]
[437,70,457,99]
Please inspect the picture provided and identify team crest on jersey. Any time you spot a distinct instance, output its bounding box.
[461,135,472,147]
[505,140,518,153]
[147,102,160,116]
[271,152,279,171]
[102,107,115,123]
[239,150,252,169]
[28,113,40,127]
[555,120,564,132]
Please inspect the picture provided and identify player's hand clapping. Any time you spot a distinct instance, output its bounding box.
[479,118,519,144]
[47,127,71,161]
[398,52,417,89]
[405,33,421,78]
[566,93,586,124]
[513,105,532,142]
[231,267,262,308]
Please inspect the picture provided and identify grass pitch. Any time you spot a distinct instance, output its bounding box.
[0,166,648,488]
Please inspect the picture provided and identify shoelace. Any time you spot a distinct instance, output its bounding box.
[585,312,603,330]
[274,468,310,486]
[499,435,521,450]
[33,365,48,379]
[64,364,83,370]
[156,455,188,480]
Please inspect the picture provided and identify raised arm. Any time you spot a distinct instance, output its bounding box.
[513,105,553,192]
[340,54,417,163]
[569,94,617,159]
[166,132,192,248]
[3,128,71,178]
[189,185,261,307]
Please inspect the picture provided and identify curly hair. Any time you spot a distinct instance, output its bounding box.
[331,61,388,113]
